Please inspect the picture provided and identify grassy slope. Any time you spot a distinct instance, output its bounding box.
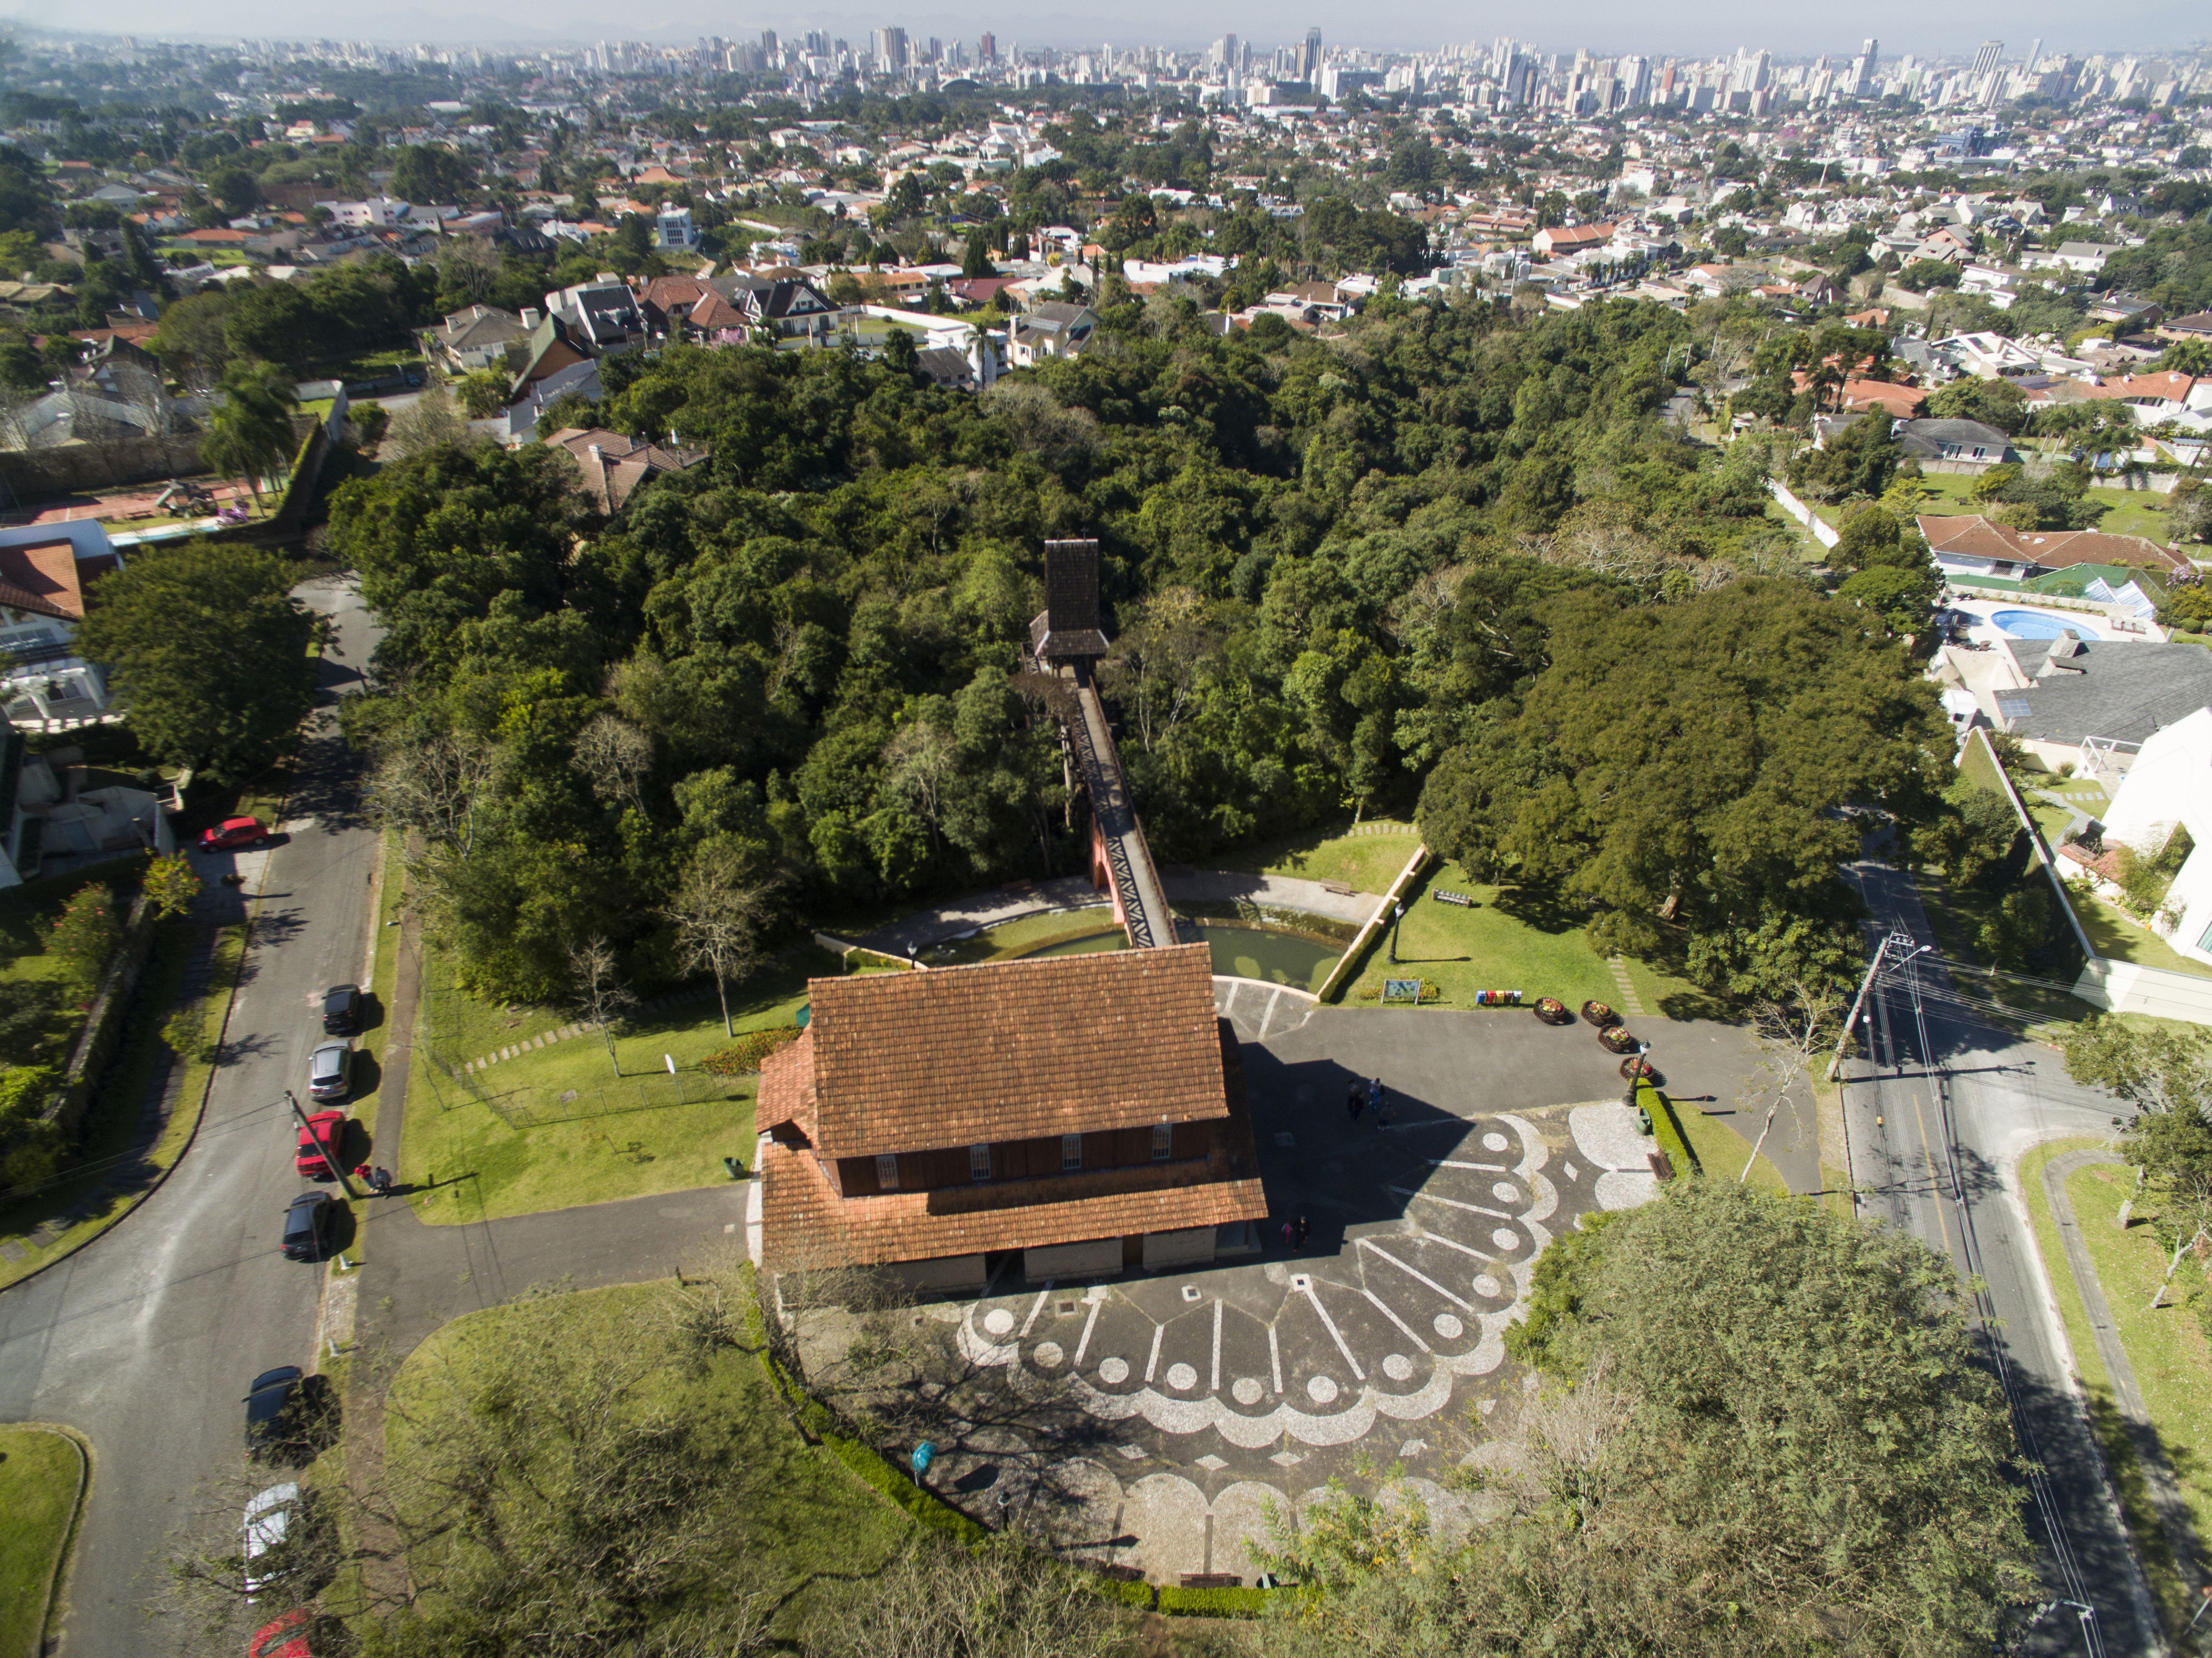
[401,947,830,1225]
[0,1424,84,1658]
[2017,1139,2210,1639]
[1217,825,1425,897]
[383,1283,914,1641]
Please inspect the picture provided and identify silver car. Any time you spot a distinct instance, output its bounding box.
[307,1040,353,1102]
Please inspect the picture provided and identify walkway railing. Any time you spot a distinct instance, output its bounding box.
[1066,664,1172,950]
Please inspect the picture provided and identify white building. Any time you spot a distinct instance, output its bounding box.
[2091,707,2212,966]
[0,523,124,729]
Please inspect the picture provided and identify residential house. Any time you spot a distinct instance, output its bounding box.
[545,279,648,353]
[1975,637,2212,774]
[1896,417,2011,463]
[0,524,124,728]
[1934,331,2045,379]
[542,427,706,513]
[756,944,1267,1290]
[422,304,533,375]
[2024,240,2121,274]
[2087,292,2164,330]
[2159,311,2212,342]
[499,358,601,442]
[1007,302,1099,367]
[653,206,700,251]
[2073,708,2212,966]
[709,272,843,341]
[0,731,173,888]
[509,313,595,397]
[1920,514,2193,583]
[1530,222,1614,259]
[2072,370,2207,428]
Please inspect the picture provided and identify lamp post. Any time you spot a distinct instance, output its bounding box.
[1387,902,1405,965]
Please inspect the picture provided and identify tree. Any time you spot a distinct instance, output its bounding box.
[960,232,995,279]
[1839,563,1939,635]
[454,368,507,418]
[2119,1104,2212,1311]
[390,144,476,205]
[141,854,202,920]
[1924,376,2029,434]
[199,359,299,510]
[48,883,122,999]
[567,935,635,1074]
[76,545,313,782]
[665,848,774,1038]
[380,387,473,459]
[2060,1014,2212,1118]
[1786,410,1897,503]
[1268,1181,2038,1657]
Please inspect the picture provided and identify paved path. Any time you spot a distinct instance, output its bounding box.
[854,869,1382,960]
[2044,1147,2205,1593]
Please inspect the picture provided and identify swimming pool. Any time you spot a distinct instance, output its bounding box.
[1989,608,2093,640]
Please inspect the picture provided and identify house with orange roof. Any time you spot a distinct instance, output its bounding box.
[756,944,1267,1289]
[0,524,126,730]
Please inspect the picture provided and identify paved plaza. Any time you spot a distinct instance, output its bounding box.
[913,1006,1771,1580]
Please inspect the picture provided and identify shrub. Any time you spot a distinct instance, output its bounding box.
[1155,1584,1275,1616]
[1635,1079,1700,1178]
[48,883,123,999]
[701,1026,802,1077]
[0,1063,62,1191]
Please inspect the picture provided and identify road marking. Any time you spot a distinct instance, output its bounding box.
[1268,1322,1283,1395]
[1388,1184,1514,1222]
[1910,1089,1961,1268]
[1144,1323,1164,1383]
[1073,1297,1102,1366]
[1210,1297,1223,1393]
[1425,1159,1509,1172]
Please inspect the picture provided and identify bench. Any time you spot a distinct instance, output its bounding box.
[1179,1573,1243,1589]
[1432,889,1474,906]
[1320,879,1357,896]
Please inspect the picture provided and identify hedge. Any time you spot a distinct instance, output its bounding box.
[1156,1584,1278,1617]
[1635,1079,1701,1178]
[702,1026,802,1077]
[820,1431,992,1543]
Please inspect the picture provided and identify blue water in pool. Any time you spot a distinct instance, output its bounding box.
[1989,609,2085,640]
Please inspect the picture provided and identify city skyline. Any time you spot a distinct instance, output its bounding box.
[6,2,2205,60]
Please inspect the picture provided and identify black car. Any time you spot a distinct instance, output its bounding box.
[280,1192,335,1262]
[321,985,361,1035]
[244,1366,303,1459]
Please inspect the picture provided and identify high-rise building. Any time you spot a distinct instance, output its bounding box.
[1853,37,1878,96]
[1972,39,2003,77]
[1301,27,1322,82]
[1211,33,1238,70]
[977,30,995,60]
[803,30,828,55]
[874,26,907,69]
[1621,54,1651,106]
[759,29,777,58]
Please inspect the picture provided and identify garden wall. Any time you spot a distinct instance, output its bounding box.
[2072,957,2212,1023]
[1765,479,1841,549]
[44,887,160,1135]
[1315,842,1431,1002]
[0,432,209,502]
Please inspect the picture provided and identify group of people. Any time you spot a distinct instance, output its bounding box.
[1346,1074,1389,1128]
[351,1163,395,1194]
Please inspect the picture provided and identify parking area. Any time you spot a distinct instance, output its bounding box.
[916,1007,1773,1580]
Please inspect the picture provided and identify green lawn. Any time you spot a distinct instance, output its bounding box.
[2019,1140,2211,1640]
[1893,469,2180,544]
[1333,859,1718,1021]
[1217,823,1425,896]
[1676,1102,1793,1195]
[0,1424,85,1658]
[2072,892,2212,979]
[385,1282,915,1641]
[401,945,836,1225]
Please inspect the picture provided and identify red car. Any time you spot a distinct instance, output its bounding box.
[201,817,269,852]
[249,1610,313,1657]
[294,1110,346,1180]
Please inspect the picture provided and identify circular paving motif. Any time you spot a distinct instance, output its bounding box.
[982,1308,1016,1336]
[1492,1181,1518,1201]
[1471,1273,1503,1299]
[1491,1227,1519,1250]
[1232,1376,1264,1405]
[1307,1375,1339,1405]
[1033,1341,1064,1368]
[1433,1313,1465,1339]
[1483,1132,1511,1152]
[1383,1353,1415,1381]
[1165,1362,1198,1391]
[1098,1357,1130,1384]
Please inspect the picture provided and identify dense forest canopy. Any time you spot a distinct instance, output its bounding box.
[335,293,1948,1004]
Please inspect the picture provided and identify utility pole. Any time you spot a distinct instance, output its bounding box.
[1826,929,1921,1081]
[284,1089,359,1198]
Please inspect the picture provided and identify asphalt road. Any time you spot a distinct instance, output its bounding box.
[1841,849,2163,1658]
[0,576,380,1657]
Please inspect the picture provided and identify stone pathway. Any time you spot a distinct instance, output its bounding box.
[1605,956,1647,1017]
[2044,1147,2205,1592]
[452,984,716,1077]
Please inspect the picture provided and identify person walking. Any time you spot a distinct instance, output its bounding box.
[1367,1076,1385,1114]
[1346,1079,1364,1123]
[1281,1217,1297,1250]
[372,1166,393,1195]
[1294,1215,1310,1249]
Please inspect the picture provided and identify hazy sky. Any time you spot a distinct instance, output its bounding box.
[16,0,2206,59]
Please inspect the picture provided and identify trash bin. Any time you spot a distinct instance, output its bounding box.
[723,1156,745,1180]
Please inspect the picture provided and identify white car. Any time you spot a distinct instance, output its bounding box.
[243,1481,300,1599]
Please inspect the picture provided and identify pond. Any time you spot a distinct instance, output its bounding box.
[1023,921,1343,992]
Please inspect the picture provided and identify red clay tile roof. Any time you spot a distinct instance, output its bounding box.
[0,540,88,618]
[761,1016,1266,1267]
[757,1028,815,1135]
[804,944,1226,1159]
[1919,513,2190,575]
[759,1141,1266,1267]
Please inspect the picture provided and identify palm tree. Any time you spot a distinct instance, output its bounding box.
[200,360,298,511]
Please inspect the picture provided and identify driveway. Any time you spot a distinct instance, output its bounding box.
[0,577,380,1657]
